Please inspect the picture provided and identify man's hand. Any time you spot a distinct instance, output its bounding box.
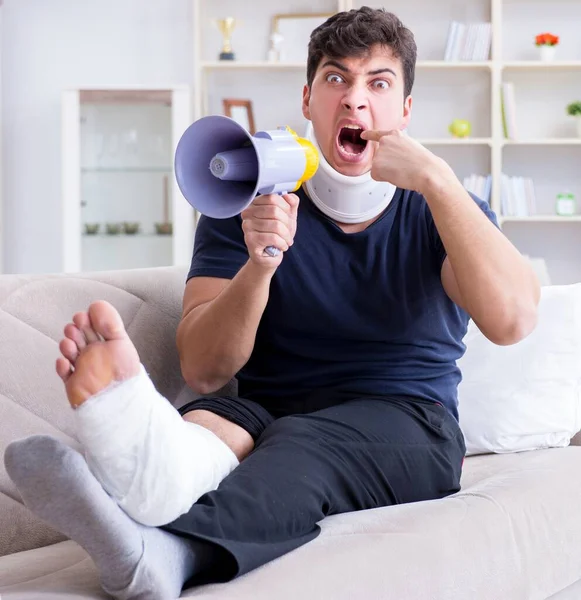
[241,193,299,271]
[360,129,451,195]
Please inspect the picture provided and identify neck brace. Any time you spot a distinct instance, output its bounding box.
[304,124,397,224]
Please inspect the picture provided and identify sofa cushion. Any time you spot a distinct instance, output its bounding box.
[2,447,581,600]
[458,283,581,455]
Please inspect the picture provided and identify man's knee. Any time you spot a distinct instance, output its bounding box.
[256,415,304,443]
[254,415,327,462]
[183,409,254,461]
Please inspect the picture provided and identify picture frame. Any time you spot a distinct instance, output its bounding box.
[223,99,255,134]
[271,12,334,64]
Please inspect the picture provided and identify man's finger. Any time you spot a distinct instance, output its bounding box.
[283,193,300,211]
[253,194,292,213]
[360,130,393,142]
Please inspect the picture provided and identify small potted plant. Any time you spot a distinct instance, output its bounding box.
[155,222,173,235]
[105,223,122,235]
[84,223,100,235]
[566,101,581,137]
[535,33,559,62]
[122,221,141,235]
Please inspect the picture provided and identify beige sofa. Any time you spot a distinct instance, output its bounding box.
[1,266,581,600]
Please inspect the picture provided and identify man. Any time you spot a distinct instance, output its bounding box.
[4,7,540,599]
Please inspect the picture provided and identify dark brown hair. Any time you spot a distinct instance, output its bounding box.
[306,7,417,99]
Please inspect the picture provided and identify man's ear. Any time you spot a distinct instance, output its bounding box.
[302,84,311,120]
[401,95,412,130]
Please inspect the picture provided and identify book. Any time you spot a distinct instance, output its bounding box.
[444,21,492,61]
[463,173,492,204]
[501,82,518,139]
[500,174,537,216]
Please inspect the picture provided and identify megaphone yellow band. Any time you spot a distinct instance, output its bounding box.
[283,126,320,192]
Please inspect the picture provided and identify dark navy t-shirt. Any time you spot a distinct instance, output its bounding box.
[187,187,498,421]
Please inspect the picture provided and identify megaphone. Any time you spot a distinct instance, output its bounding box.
[174,115,319,256]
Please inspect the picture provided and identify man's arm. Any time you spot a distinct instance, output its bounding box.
[423,168,539,345]
[177,192,299,394]
[361,129,540,345]
[176,261,274,395]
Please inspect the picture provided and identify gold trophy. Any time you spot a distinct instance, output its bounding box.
[215,17,238,61]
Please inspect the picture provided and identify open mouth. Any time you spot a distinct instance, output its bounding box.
[337,125,368,156]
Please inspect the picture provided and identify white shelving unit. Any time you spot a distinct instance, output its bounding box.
[192,0,581,284]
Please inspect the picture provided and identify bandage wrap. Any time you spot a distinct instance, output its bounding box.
[74,365,239,526]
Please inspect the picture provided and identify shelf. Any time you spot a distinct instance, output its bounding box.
[81,167,173,173]
[416,61,492,69]
[80,89,173,105]
[501,139,581,146]
[201,61,306,69]
[418,137,492,145]
[500,216,581,224]
[200,60,493,70]
[502,61,581,70]
[82,233,173,237]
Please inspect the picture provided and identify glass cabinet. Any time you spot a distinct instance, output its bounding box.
[61,87,194,273]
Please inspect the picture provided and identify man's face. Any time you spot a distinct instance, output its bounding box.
[302,44,412,177]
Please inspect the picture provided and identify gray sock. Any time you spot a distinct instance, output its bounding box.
[4,435,218,600]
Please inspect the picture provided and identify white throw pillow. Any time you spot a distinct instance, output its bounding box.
[458,284,581,455]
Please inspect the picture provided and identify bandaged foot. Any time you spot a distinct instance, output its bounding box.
[56,301,239,526]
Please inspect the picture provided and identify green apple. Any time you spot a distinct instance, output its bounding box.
[448,119,472,138]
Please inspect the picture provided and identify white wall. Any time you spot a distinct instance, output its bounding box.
[0,4,4,273]
[1,0,192,273]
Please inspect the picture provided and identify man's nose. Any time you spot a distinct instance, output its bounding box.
[342,85,369,112]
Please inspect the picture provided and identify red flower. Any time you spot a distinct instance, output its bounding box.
[535,33,559,46]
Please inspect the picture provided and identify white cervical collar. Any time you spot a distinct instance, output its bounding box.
[304,123,397,224]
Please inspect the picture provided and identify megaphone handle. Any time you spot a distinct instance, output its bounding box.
[262,190,287,258]
[264,246,281,257]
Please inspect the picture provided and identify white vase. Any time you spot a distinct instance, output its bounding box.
[577,116,581,138]
[539,45,557,62]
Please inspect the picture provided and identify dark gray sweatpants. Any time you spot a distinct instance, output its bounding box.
[163,392,465,583]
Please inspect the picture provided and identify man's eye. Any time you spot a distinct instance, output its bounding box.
[326,74,344,84]
[372,80,390,90]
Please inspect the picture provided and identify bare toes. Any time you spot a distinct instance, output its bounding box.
[88,301,127,341]
[56,357,72,383]
[64,323,86,352]
[73,312,100,344]
[59,338,79,364]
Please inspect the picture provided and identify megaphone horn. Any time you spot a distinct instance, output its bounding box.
[174,115,319,257]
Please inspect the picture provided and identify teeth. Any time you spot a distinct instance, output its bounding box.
[338,124,366,157]
[339,143,360,156]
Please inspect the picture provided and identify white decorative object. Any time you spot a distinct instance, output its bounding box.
[271,13,333,63]
[556,192,576,216]
[539,44,556,62]
[267,32,284,63]
[458,283,581,456]
[577,116,581,138]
